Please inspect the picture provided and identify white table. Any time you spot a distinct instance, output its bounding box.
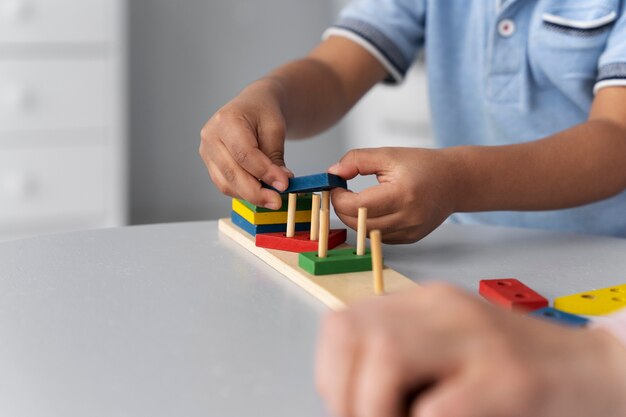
[1,221,626,417]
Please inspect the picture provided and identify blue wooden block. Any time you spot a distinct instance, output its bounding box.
[231,212,310,236]
[263,173,347,194]
[530,307,589,328]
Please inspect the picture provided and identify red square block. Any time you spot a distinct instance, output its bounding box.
[255,229,347,253]
[479,278,548,312]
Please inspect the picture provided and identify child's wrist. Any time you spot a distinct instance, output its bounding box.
[441,146,475,213]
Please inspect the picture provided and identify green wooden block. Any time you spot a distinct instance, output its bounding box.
[237,193,313,213]
[298,248,374,276]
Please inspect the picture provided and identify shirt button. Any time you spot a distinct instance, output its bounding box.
[498,19,516,37]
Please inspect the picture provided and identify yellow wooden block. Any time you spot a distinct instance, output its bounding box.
[554,284,626,316]
[232,199,311,225]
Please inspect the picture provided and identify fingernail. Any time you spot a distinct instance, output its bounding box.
[265,201,281,210]
[328,163,340,174]
[272,181,286,191]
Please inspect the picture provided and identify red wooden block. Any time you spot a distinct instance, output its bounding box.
[255,229,347,253]
[479,278,548,312]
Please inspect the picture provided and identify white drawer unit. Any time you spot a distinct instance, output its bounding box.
[0,0,112,44]
[0,0,126,242]
[0,145,107,221]
[0,59,110,132]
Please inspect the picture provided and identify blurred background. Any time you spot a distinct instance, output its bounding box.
[0,0,432,242]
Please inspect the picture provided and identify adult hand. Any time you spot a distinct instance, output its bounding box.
[328,147,460,243]
[199,80,293,210]
[316,284,626,417]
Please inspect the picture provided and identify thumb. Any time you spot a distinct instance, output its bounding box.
[328,148,388,180]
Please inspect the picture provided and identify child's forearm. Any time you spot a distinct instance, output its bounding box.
[241,37,387,139]
[451,119,626,212]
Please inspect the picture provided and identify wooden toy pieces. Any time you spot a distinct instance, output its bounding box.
[218,217,417,309]
[255,193,347,253]
[263,173,347,194]
[370,229,384,295]
[231,194,312,237]
[233,198,311,225]
[299,207,377,277]
[554,284,626,316]
[530,307,589,328]
[222,174,402,307]
[231,212,310,236]
[479,278,549,312]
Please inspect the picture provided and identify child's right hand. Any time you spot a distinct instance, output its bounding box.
[199,81,293,210]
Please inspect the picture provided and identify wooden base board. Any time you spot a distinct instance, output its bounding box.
[218,218,418,310]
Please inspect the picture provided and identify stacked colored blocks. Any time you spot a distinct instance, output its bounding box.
[299,249,374,276]
[237,194,314,212]
[231,212,310,236]
[232,199,311,224]
[256,229,347,253]
[231,195,312,237]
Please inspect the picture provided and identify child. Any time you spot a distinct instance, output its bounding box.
[200,0,626,243]
[199,2,626,413]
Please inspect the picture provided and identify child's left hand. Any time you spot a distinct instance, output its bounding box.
[316,285,626,417]
[328,147,460,243]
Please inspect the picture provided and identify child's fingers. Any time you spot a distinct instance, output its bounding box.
[331,184,401,218]
[335,210,406,234]
[328,148,391,180]
[316,312,363,417]
[220,125,289,192]
[208,140,282,209]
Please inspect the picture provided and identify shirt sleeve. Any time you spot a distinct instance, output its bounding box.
[595,2,626,93]
[592,308,626,348]
[323,0,426,84]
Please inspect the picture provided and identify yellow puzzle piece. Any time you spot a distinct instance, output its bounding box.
[232,199,311,225]
[554,284,626,316]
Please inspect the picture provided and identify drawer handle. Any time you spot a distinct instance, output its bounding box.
[0,0,31,21]
[1,172,38,200]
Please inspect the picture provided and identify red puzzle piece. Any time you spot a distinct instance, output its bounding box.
[255,229,347,253]
[479,278,548,312]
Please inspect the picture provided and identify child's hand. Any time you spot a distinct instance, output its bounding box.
[328,147,460,243]
[199,82,293,210]
[316,284,626,417]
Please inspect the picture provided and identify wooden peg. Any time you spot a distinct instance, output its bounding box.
[370,230,384,295]
[286,193,297,238]
[310,194,321,241]
[318,209,330,258]
[322,190,330,211]
[356,207,367,256]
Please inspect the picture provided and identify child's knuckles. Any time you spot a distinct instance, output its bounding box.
[322,311,358,343]
[232,148,251,166]
[222,166,237,184]
[200,125,211,141]
[214,180,231,196]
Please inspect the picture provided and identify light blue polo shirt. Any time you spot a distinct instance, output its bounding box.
[325,0,626,237]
